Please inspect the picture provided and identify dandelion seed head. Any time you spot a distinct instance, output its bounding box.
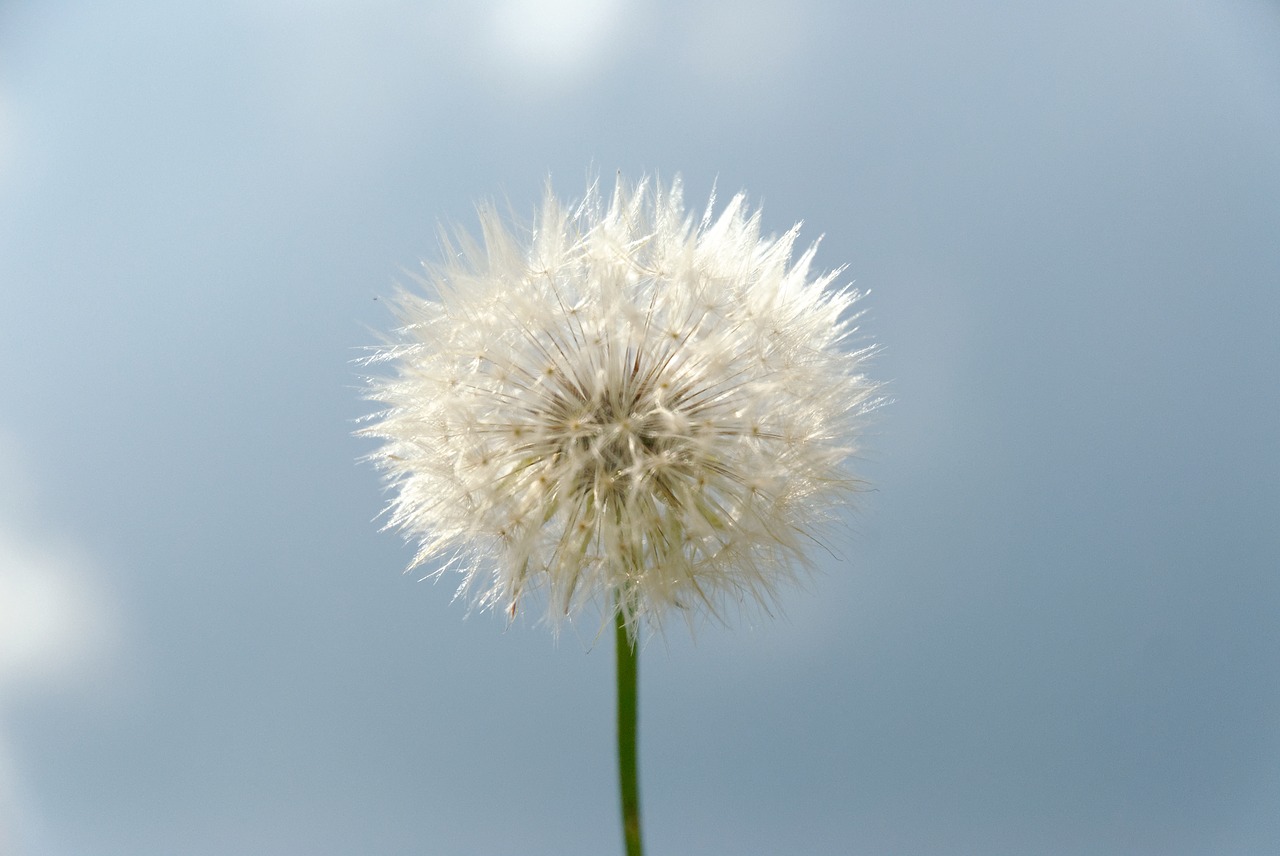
[360,176,881,637]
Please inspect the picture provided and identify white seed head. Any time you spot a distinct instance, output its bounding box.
[360,176,881,636]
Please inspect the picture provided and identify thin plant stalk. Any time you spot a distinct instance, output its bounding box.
[615,605,644,856]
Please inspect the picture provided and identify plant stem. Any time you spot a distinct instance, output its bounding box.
[615,605,644,856]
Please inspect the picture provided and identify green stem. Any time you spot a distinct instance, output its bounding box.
[615,603,644,856]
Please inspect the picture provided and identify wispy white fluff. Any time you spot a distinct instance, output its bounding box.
[360,176,880,636]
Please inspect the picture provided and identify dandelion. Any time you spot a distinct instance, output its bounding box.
[360,175,880,855]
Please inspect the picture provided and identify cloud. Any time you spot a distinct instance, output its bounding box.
[488,0,630,80]
[0,533,113,699]
[0,435,121,855]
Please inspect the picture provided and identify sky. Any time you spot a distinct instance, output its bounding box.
[1,1,1278,854]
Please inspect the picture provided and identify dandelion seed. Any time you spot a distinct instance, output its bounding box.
[360,175,880,637]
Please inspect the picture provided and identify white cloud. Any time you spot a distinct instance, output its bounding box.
[0,534,111,697]
[0,436,121,855]
[0,431,120,701]
[488,0,630,80]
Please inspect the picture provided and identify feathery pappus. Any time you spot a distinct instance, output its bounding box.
[360,175,881,637]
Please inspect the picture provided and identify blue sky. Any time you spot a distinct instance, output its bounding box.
[1,2,1278,854]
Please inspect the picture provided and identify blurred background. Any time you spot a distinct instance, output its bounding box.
[1,1,1278,854]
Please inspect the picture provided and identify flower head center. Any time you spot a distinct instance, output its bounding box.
[548,377,691,500]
